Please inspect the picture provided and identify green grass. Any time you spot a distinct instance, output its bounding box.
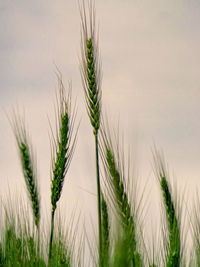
[0,1,199,266]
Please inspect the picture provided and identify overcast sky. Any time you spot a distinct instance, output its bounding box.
[0,0,200,260]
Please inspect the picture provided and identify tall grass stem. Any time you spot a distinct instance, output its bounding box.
[95,134,102,264]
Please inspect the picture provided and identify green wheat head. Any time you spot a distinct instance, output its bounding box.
[51,73,77,213]
[106,148,143,266]
[12,115,40,229]
[101,127,143,266]
[154,151,181,267]
[48,73,77,264]
[80,0,101,136]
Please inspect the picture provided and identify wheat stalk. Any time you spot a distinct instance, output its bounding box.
[79,1,103,264]
[48,72,77,264]
[101,192,110,265]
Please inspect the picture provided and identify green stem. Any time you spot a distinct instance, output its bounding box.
[48,209,55,266]
[37,225,40,266]
[95,133,102,266]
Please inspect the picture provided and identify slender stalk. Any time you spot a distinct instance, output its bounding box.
[48,74,77,264]
[79,2,102,264]
[36,226,40,266]
[95,133,102,264]
[48,210,55,265]
[101,192,110,266]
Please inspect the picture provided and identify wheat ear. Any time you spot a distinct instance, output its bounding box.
[79,1,102,263]
[48,73,77,264]
[154,151,181,267]
[106,148,143,266]
[100,126,143,266]
[12,114,40,229]
[80,0,101,136]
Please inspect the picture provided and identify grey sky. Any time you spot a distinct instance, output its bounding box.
[0,0,200,261]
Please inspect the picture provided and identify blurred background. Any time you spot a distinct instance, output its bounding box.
[0,0,200,262]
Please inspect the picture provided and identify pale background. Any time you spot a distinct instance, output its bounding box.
[0,0,200,264]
